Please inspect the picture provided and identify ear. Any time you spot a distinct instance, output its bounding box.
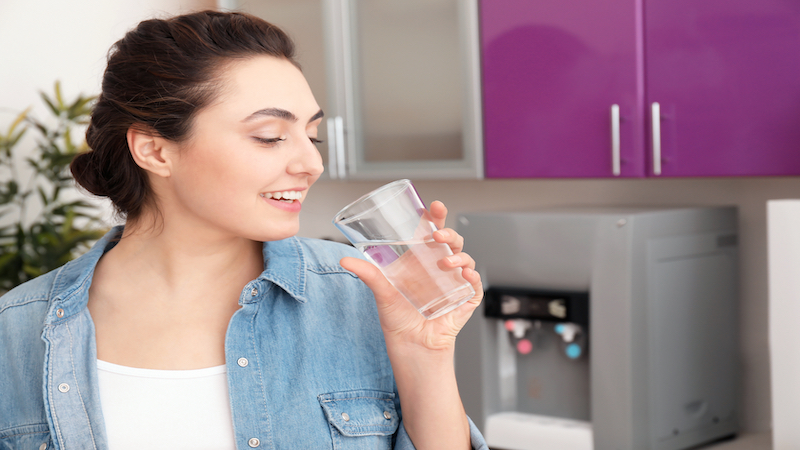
[127,126,175,178]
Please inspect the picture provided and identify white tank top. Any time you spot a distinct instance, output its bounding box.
[96,360,236,450]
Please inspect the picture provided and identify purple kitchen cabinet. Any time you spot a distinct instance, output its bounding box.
[482,0,800,178]
[645,0,800,176]
[481,0,646,178]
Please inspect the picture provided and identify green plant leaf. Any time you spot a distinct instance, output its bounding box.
[1,81,104,290]
[54,81,64,110]
[67,95,95,120]
[39,92,59,117]
[7,127,28,149]
[37,186,49,207]
[7,108,30,136]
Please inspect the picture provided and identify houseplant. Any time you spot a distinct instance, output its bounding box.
[0,82,107,292]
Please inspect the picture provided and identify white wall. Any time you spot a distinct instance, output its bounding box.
[0,0,216,121]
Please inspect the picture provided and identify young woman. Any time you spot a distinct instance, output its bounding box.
[0,11,487,450]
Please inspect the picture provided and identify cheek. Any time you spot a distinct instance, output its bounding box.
[172,151,248,206]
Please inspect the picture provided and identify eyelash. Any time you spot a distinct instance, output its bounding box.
[253,137,325,145]
[254,137,285,145]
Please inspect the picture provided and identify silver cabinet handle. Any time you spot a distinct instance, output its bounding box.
[651,102,661,176]
[334,116,346,178]
[327,117,339,179]
[610,104,621,176]
[326,116,347,179]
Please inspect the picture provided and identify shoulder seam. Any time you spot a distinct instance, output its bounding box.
[0,296,49,315]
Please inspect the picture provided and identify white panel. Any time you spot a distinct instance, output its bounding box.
[485,412,593,450]
[768,199,800,449]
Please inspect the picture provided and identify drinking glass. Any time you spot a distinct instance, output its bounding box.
[333,179,475,319]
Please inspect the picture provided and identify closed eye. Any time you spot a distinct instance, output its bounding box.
[310,137,324,145]
[253,137,285,145]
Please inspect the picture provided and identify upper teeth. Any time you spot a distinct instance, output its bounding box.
[261,191,302,200]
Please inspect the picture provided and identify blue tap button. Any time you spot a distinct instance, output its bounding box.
[554,324,565,334]
[566,343,582,359]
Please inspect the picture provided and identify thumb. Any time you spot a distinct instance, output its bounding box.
[339,257,394,294]
[340,256,419,326]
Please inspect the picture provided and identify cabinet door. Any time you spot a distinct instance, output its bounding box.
[481,0,645,178]
[323,0,483,180]
[645,0,800,177]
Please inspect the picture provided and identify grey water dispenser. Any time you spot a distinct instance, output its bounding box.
[455,207,738,450]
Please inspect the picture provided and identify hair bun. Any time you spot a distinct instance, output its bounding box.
[70,149,108,198]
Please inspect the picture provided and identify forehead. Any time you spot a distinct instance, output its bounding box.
[212,55,318,117]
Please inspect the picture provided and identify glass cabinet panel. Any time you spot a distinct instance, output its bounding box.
[357,0,463,163]
[324,0,483,179]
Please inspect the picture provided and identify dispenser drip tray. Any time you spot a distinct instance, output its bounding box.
[485,412,593,450]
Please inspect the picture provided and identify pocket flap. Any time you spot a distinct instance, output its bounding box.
[318,389,399,437]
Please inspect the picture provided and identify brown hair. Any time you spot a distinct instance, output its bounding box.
[70,10,298,221]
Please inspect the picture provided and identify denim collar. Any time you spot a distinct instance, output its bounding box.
[46,226,122,324]
[46,226,308,324]
[259,235,308,304]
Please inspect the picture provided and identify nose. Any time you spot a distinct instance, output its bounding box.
[287,136,325,177]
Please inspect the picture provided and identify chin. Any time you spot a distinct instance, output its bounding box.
[251,226,300,243]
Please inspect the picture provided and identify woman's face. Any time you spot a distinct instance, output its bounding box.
[165,55,325,242]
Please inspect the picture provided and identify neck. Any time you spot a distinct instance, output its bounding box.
[88,210,265,369]
[102,211,265,302]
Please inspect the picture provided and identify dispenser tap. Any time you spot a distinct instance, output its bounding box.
[504,318,532,339]
[504,319,535,354]
[554,323,581,343]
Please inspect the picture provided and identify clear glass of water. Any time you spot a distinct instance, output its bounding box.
[333,179,475,319]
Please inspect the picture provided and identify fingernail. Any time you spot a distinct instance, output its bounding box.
[438,229,450,238]
[446,255,461,265]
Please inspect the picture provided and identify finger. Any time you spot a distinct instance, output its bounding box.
[433,228,465,254]
[447,267,484,323]
[461,267,484,305]
[429,200,448,230]
[442,252,476,271]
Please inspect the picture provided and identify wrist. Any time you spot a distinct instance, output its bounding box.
[385,337,456,364]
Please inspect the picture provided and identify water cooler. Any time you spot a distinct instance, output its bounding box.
[455,207,739,450]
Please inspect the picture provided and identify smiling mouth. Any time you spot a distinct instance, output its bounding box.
[260,191,302,202]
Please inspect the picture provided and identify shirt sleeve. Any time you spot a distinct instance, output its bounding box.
[393,415,489,450]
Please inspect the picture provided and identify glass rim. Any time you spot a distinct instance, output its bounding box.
[332,179,414,225]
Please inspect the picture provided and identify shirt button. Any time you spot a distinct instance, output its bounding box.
[341,412,350,422]
[39,444,47,450]
[248,437,260,447]
[58,383,70,393]
[56,308,64,318]
[250,288,258,296]
[384,411,392,420]
[237,357,249,367]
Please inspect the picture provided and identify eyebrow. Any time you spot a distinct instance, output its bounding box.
[243,107,324,124]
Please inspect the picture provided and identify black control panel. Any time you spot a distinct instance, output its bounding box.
[483,287,589,328]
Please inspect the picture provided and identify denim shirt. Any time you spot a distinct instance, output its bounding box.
[0,227,487,450]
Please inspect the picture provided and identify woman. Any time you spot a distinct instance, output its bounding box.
[0,10,487,450]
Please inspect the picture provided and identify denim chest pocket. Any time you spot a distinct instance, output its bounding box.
[0,424,53,450]
[318,389,399,450]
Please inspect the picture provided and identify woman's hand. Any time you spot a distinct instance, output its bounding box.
[340,200,479,449]
[339,200,483,352]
